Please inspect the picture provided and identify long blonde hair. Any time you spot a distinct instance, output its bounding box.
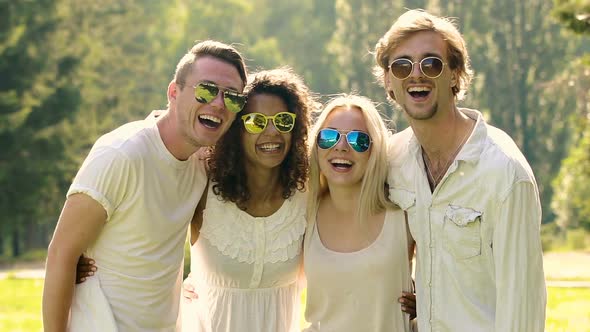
[307,94,394,225]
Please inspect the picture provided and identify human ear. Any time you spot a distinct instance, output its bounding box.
[384,73,396,101]
[167,81,178,104]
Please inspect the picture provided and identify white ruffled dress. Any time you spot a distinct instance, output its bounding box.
[181,185,307,332]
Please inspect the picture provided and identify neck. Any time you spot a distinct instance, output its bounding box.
[410,106,473,163]
[245,163,282,202]
[410,105,475,191]
[157,110,202,161]
[324,183,361,215]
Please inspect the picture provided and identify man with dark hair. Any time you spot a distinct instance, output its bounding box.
[375,10,546,331]
[43,40,248,331]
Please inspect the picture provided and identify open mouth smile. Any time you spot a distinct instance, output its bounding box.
[407,86,432,101]
[198,114,222,129]
[329,158,353,170]
[257,142,283,153]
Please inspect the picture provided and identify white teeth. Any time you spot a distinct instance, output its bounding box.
[199,114,221,123]
[407,86,431,92]
[259,143,280,151]
[331,158,352,165]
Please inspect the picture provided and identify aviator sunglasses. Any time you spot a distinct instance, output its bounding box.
[194,82,247,113]
[388,56,446,80]
[316,128,371,153]
[241,112,297,134]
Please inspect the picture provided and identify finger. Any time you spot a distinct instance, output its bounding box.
[80,258,96,266]
[76,270,94,281]
[400,304,416,314]
[404,296,416,306]
[401,292,416,304]
[77,259,97,269]
[77,265,97,273]
[398,295,415,305]
[182,284,199,299]
[401,305,417,318]
[182,290,199,300]
[185,290,198,299]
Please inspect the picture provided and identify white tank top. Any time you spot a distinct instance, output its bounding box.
[303,208,413,332]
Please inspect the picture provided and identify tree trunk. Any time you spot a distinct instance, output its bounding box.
[12,228,20,257]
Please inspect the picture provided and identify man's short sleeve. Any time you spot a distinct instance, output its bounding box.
[67,146,136,221]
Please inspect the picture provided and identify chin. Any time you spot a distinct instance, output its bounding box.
[192,135,218,148]
[403,103,438,121]
[326,175,363,187]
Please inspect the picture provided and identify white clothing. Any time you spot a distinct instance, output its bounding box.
[303,208,413,332]
[387,108,546,332]
[69,275,117,331]
[67,119,208,331]
[181,185,307,332]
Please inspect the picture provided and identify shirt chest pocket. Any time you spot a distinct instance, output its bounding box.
[443,205,482,260]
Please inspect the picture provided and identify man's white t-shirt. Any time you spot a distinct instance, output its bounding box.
[67,118,207,331]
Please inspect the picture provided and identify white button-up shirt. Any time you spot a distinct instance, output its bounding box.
[387,108,546,332]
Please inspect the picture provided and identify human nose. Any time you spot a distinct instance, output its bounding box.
[262,118,279,135]
[333,133,348,151]
[210,90,226,110]
[410,61,423,78]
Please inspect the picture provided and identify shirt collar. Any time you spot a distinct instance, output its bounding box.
[405,108,486,164]
[456,108,486,163]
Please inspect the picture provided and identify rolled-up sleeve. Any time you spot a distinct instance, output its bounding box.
[67,146,135,222]
[493,180,546,332]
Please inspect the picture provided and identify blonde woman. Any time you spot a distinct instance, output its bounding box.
[303,95,415,331]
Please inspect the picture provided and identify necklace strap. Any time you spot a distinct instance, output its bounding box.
[422,122,472,190]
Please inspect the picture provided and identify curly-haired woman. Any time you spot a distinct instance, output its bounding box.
[181,67,317,332]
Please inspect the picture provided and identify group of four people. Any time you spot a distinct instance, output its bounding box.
[43,9,546,332]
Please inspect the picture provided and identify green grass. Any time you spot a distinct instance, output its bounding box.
[0,278,43,332]
[1,279,588,332]
[546,287,590,332]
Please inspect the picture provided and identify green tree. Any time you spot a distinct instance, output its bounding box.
[553,0,590,34]
[0,0,80,256]
[251,0,339,94]
[551,0,590,230]
[0,0,180,256]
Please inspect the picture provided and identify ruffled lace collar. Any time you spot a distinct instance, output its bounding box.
[199,187,307,264]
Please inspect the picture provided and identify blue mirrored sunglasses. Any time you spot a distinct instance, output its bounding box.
[316,128,371,153]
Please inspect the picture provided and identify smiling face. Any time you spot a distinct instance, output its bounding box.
[170,56,244,148]
[241,93,293,170]
[318,106,370,188]
[385,30,457,121]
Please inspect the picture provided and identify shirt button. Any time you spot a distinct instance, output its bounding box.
[429,282,432,286]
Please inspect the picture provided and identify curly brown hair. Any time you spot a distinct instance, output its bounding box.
[207,67,317,208]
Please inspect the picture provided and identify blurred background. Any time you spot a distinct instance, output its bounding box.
[1,0,589,331]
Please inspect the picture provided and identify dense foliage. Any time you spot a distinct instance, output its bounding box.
[1,0,588,256]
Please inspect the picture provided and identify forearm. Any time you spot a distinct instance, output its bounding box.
[42,248,78,332]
